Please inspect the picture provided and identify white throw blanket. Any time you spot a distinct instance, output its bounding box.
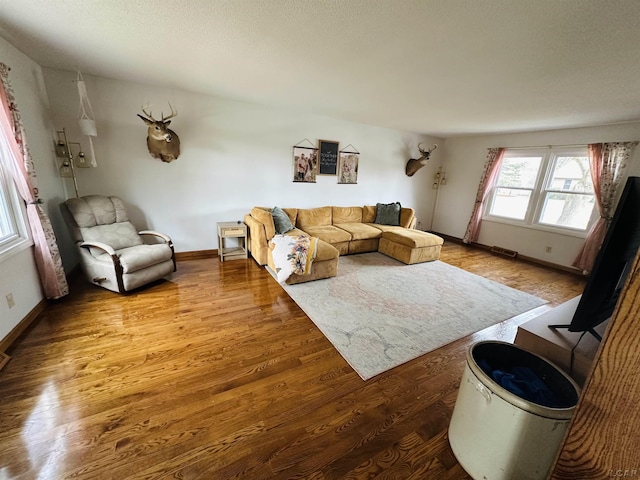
[269,235,318,283]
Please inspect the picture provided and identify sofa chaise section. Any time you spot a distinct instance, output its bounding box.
[379,229,443,264]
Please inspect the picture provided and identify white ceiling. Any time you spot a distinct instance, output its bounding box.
[1,0,640,137]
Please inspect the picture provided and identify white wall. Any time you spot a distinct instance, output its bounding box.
[435,124,640,268]
[0,36,67,340]
[42,68,443,258]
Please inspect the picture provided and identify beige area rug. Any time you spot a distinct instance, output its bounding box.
[280,252,547,380]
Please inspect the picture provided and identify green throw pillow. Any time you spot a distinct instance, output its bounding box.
[272,206,295,234]
[374,202,401,226]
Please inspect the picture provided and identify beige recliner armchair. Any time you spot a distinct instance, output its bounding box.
[61,195,176,293]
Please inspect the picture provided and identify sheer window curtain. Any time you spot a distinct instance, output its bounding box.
[0,63,68,299]
[463,147,505,244]
[572,142,637,273]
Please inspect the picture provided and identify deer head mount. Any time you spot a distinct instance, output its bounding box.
[405,143,437,177]
[137,104,181,163]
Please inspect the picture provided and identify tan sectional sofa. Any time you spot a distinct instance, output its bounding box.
[244,204,444,284]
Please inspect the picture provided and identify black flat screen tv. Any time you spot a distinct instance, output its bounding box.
[553,176,640,340]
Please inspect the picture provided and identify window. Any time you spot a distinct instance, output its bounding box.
[486,147,595,234]
[0,133,30,259]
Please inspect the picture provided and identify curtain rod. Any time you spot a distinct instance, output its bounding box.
[495,143,588,150]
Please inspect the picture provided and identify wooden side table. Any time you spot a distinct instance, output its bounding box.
[217,221,248,261]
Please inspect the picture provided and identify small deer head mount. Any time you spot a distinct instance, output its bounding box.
[137,104,181,163]
[405,143,437,177]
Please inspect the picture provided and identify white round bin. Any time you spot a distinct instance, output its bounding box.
[448,341,580,480]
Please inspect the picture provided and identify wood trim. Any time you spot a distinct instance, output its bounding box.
[0,299,47,353]
[550,250,640,478]
[431,232,584,277]
[516,253,584,276]
[0,352,10,371]
[175,250,218,261]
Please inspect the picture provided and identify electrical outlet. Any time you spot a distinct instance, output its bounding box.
[6,293,15,309]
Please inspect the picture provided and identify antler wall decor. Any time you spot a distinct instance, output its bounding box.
[405,143,437,177]
[137,103,181,163]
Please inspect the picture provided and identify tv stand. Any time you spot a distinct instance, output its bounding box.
[547,324,603,342]
[514,296,608,386]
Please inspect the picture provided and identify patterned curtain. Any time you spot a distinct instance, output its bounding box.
[463,147,505,244]
[572,141,637,273]
[0,63,69,299]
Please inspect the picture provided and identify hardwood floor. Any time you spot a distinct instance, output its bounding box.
[0,244,586,479]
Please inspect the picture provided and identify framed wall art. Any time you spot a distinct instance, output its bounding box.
[337,146,359,184]
[318,139,339,175]
[292,145,318,183]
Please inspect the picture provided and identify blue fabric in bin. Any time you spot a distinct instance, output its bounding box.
[478,359,562,408]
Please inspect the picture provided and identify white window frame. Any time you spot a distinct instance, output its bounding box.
[0,134,31,262]
[484,146,598,238]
